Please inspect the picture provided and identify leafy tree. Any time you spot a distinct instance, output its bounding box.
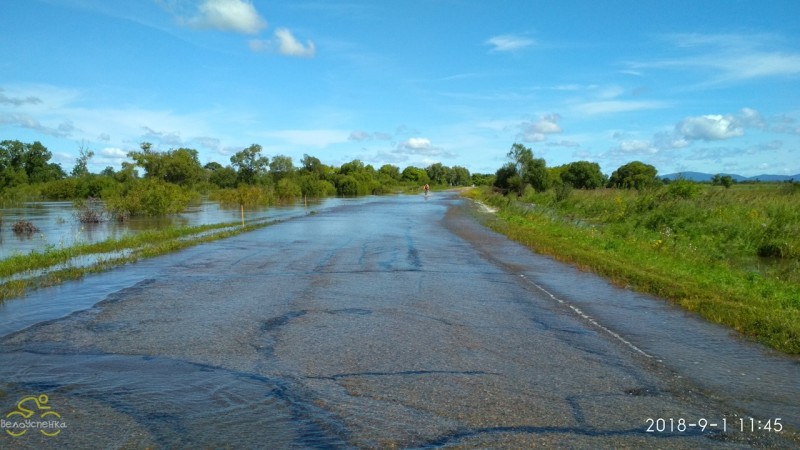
[336,175,360,196]
[128,144,203,186]
[401,166,430,184]
[493,163,518,191]
[231,144,269,185]
[449,166,471,186]
[270,155,294,181]
[561,161,606,189]
[471,173,494,186]
[0,140,64,187]
[204,162,223,171]
[208,165,238,189]
[299,173,336,198]
[712,174,734,188]
[339,159,366,176]
[506,143,549,192]
[71,144,94,177]
[163,148,204,186]
[301,154,324,174]
[275,177,301,200]
[379,164,401,181]
[426,162,449,184]
[608,161,660,190]
[128,142,165,179]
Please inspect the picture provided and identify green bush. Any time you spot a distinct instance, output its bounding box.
[103,179,193,217]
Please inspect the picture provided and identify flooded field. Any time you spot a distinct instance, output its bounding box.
[0,197,372,260]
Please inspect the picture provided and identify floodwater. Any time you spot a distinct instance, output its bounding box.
[0,197,363,260]
[0,192,798,448]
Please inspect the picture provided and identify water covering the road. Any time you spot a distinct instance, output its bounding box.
[0,192,797,448]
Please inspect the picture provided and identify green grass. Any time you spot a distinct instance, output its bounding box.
[0,219,277,302]
[464,184,800,354]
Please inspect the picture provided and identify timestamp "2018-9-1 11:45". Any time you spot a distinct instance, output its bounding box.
[645,417,783,433]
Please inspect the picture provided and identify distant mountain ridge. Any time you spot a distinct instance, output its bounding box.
[661,171,799,182]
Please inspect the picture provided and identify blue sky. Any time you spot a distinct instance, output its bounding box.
[2,0,799,177]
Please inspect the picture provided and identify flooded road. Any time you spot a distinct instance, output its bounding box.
[1,193,798,448]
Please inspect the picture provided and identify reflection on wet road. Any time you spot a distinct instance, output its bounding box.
[1,193,798,448]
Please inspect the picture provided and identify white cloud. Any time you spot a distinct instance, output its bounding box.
[250,28,316,58]
[100,147,128,159]
[619,139,658,154]
[182,0,267,35]
[485,34,535,53]
[274,28,316,57]
[675,114,743,141]
[402,137,432,150]
[519,114,562,142]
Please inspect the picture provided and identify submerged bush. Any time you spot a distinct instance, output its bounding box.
[103,179,193,217]
[73,197,109,223]
[12,220,39,235]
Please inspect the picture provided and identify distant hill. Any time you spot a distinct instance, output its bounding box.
[662,172,799,182]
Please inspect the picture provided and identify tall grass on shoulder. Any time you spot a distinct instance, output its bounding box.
[465,184,800,354]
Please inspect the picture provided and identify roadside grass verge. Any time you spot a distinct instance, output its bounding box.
[463,185,800,354]
[0,219,277,302]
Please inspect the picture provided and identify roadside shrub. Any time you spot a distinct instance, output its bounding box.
[665,179,701,199]
[555,182,573,202]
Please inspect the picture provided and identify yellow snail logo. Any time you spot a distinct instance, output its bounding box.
[5,394,62,437]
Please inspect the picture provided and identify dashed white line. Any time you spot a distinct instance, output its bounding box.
[518,273,659,360]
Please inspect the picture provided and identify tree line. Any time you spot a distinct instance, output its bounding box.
[490,142,754,198]
[0,139,488,216]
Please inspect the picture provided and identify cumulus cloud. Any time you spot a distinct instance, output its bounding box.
[486,34,535,52]
[401,137,432,150]
[519,114,562,142]
[675,114,744,141]
[182,0,266,34]
[394,137,455,159]
[100,147,128,159]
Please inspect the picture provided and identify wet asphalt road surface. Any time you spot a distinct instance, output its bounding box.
[1,193,798,449]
